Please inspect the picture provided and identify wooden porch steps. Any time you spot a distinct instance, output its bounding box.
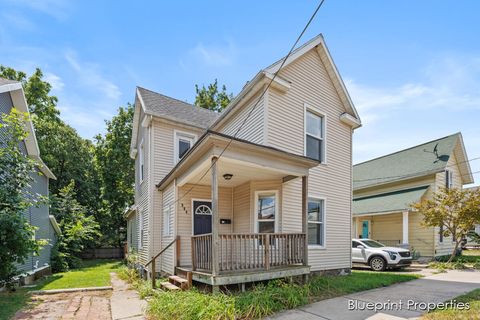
[168,275,190,290]
[160,281,181,291]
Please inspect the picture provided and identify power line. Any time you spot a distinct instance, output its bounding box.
[353,156,480,183]
[166,0,326,208]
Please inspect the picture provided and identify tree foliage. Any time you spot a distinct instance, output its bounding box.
[51,181,100,270]
[0,109,45,288]
[194,79,233,112]
[94,105,135,247]
[412,187,480,262]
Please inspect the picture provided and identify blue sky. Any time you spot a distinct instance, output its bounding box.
[1,0,479,185]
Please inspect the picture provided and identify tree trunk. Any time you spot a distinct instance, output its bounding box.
[447,240,461,263]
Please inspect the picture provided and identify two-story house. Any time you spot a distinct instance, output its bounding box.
[352,133,474,258]
[0,78,60,276]
[126,34,362,290]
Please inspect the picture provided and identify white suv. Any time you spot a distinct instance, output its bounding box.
[352,239,412,271]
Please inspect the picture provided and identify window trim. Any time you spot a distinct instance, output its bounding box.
[139,139,145,183]
[254,190,279,234]
[304,103,327,164]
[307,196,326,249]
[174,129,197,164]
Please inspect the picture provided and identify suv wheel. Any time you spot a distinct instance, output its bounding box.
[369,256,386,271]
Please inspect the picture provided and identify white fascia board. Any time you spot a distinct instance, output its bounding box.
[340,113,362,129]
[0,82,22,94]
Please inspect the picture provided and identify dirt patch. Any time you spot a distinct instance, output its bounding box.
[13,290,112,320]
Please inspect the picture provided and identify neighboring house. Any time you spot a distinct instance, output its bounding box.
[0,78,60,274]
[352,133,474,258]
[126,34,362,288]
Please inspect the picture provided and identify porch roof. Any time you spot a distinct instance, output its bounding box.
[156,130,319,190]
[353,185,429,216]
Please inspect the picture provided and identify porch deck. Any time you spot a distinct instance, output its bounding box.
[185,232,308,285]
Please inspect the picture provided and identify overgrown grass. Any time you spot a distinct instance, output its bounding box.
[429,250,480,271]
[0,287,34,320]
[37,259,123,290]
[121,269,420,320]
[0,259,123,320]
[423,288,480,320]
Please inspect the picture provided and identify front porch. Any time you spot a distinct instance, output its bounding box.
[155,131,319,286]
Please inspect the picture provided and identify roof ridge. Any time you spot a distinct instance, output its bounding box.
[137,86,218,115]
[354,132,461,167]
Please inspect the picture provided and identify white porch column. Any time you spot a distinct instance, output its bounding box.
[211,156,219,277]
[402,211,409,245]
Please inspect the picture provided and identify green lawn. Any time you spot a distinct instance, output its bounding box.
[0,259,123,320]
[129,269,419,320]
[423,288,480,320]
[37,259,123,290]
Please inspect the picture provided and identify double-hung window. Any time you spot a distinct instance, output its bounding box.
[308,198,325,246]
[305,108,325,162]
[174,131,196,163]
[163,205,171,236]
[139,140,145,183]
[256,193,277,233]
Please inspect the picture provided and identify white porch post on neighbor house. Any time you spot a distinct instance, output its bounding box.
[211,156,219,277]
[402,211,409,245]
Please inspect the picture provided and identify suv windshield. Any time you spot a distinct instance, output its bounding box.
[361,240,385,248]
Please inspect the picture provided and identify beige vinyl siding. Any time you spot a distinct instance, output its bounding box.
[150,120,203,272]
[218,92,265,144]
[161,182,175,274]
[176,184,233,267]
[135,110,151,265]
[233,182,251,233]
[408,211,435,257]
[281,178,302,233]
[434,153,462,256]
[266,48,353,271]
[370,213,402,242]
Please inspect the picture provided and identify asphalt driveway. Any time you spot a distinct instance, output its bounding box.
[269,270,480,320]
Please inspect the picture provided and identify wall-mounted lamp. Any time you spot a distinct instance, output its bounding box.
[223,173,233,180]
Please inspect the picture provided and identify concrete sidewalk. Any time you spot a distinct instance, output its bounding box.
[269,270,480,320]
[110,272,147,320]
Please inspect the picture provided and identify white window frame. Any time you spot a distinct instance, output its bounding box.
[445,170,453,189]
[308,196,326,249]
[174,130,197,164]
[304,103,327,164]
[139,211,145,249]
[254,190,279,234]
[163,205,172,236]
[139,139,145,183]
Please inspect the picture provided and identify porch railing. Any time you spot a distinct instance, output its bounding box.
[375,239,402,247]
[191,233,306,273]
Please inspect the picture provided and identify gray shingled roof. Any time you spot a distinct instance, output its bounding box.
[354,133,461,190]
[137,87,219,129]
[0,77,20,86]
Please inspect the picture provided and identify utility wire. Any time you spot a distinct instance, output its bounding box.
[353,156,480,183]
[166,0,327,208]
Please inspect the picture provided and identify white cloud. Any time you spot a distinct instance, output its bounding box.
[44,72,64,91]
[181,39,238,68]
[4,0,72,20]
[346,55,480,127]
[65,50,121,100]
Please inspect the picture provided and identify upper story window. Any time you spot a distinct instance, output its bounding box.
[305,106,325,163]
[139,140,145,183]
[174,130,197,163]
[445,170,453,189]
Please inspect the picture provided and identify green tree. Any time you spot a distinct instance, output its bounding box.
[51,181,100,270]
[412,187,480,262]
[0,65,100,214]
[194,79,233,112]
[94,105,135,246]
[0,109,45,288]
